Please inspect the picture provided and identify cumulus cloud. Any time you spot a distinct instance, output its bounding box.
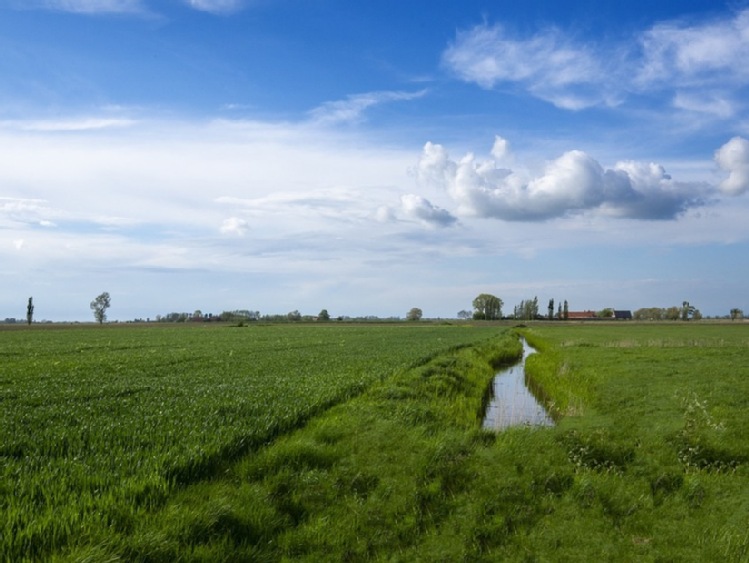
[490,135,512,164]
[309,90,428,125]
[600,161,708,219]
[415,138,730,221]
[400,194,457,228]
[715,137,749,196]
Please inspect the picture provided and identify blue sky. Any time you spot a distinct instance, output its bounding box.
[2,0,749,321]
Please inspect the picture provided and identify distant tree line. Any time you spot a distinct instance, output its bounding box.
[633,302,702,321]
[153,309,339,324]
[514,297,539,320]
[462,294,572,321]
[155,310,259,323]
[6,293,744,325]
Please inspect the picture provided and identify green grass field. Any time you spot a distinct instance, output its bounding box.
[0,323,506,561]
[2,322,748,561]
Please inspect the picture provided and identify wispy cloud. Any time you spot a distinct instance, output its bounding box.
[416,137,747,222]
[0,117,137,132]
[308,90,428,125]
[672,91,737,119]
[637,10,749,88]
[31,0,146,14]
[442,23,614,110]
[443,9,749,118]
[15,0,249,15]
[216,187,378,224]
[0,197,58,229]
[185,0,246,15]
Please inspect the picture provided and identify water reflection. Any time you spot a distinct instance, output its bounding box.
[482,339,555,430]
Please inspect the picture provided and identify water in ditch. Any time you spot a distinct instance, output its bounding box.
[482,338,555,430]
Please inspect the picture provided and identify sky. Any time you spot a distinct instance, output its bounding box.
[1,0,749,321]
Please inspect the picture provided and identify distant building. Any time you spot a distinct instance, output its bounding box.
[567,311,597,320]
[614,310,633,320]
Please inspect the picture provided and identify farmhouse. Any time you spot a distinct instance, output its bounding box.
[566,310,597,320]
[565,310,633,320]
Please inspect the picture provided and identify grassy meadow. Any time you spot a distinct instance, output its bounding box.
[2,321,748,561]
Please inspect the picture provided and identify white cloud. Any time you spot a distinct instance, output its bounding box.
[442,23,611,110]
[490,135,512,164]
[0,197,59,228]
[16,0,250,16]
[400,194,457,228]
[308,90,428,125]
[672,92,736,118]
[443,10,749,118]
[716,136,749,196]
[34,0,145,14]
[413,142,457,190]
[2,113,748,321]
[0,118,137,132]
[186,0,245,14]
[0,114,430,292]
[216,186,382,226]
[374,205,396,223]
[600,161,708,219]
[220,217,249,236]
[416,139,720,221]
[638,10,749,87]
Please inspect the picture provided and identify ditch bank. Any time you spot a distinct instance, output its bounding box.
[482,338,555,430]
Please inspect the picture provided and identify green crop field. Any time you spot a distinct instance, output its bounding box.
[0,323,505,561]
[2,322,748,561]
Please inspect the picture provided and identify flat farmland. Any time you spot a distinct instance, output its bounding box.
[0,323,503,561]
[3,322,749,561]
